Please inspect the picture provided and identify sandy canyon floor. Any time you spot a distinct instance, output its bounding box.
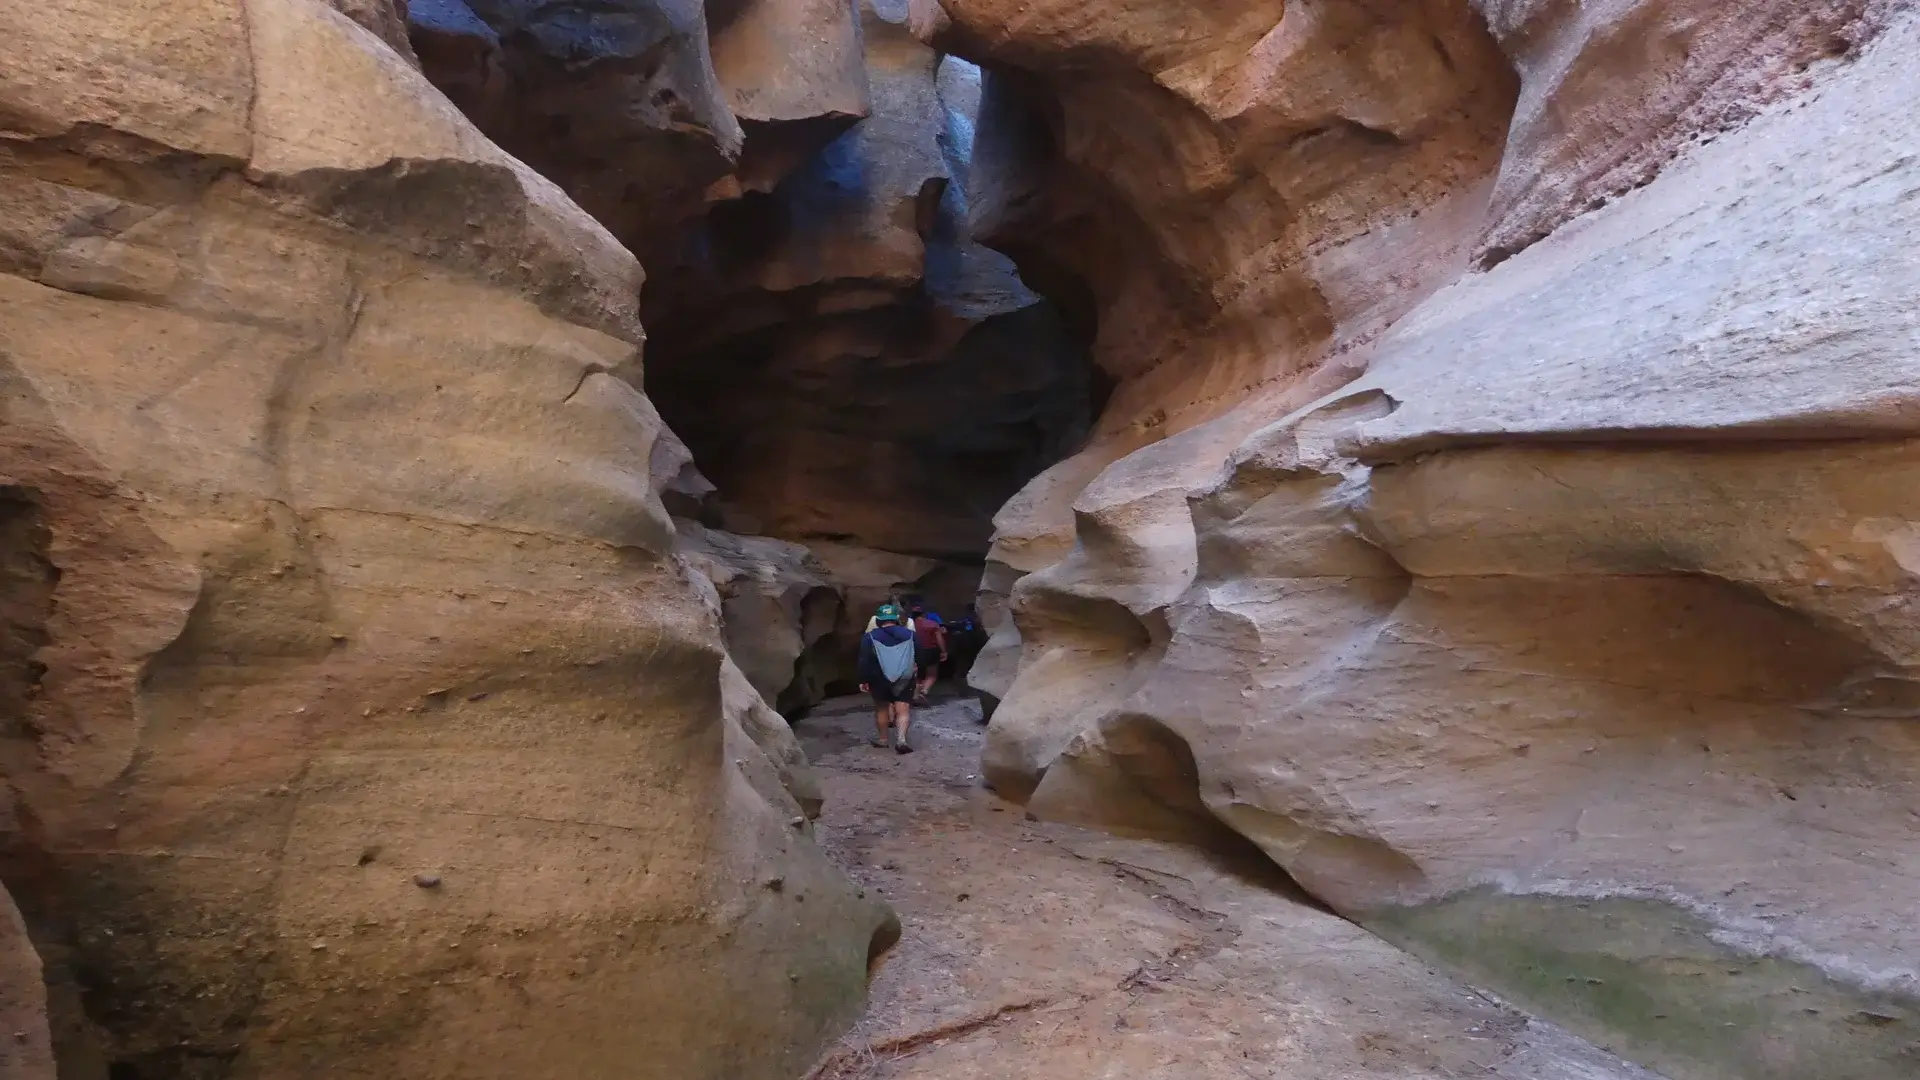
[796,692,1664,1079]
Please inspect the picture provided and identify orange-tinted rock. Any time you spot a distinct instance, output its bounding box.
[709,0,873,193]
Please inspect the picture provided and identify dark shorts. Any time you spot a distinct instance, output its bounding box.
[870,675,914,704]
[915,647,941,672]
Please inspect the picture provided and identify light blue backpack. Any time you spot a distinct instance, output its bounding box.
[872,634,915,686]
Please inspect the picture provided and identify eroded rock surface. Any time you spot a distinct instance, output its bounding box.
[407,0,1100,567]
[406,0,747,255]
[0,2,891,1076]
[799,692,1661,1080]
[641,4,1098,561]
[947,0,1920,1075]
[678,518,843,715]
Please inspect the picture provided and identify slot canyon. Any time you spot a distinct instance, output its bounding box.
[1,0,1917,1077]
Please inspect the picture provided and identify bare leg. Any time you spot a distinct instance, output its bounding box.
[873,701,892,747]
[892,701,914,753]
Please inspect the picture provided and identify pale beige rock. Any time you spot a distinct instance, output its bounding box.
[0,3,889,1077]
[955,0,1920,1076]
[722,653,828,820]
[677,519,842,714]
[934,0,1898,658]
[0,0,254,158]
[1339,9,1920,454]
[252,0,646,340]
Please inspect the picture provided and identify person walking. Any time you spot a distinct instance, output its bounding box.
[908,603,947,704]
[951,602,986,682]
[858,603,918,753]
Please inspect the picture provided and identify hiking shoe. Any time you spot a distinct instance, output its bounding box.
[894,736,914,754]
[870,736,890,748]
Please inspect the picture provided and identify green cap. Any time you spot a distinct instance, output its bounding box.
[874,603,902,623]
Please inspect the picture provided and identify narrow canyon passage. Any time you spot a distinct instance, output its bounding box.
[794,693,1659,1079]
[5,1,1920,1079]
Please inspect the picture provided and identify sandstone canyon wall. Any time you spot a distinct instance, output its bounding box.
[639,3,1098,564]
[0,2,895,1077]
[937,0,1920,1076]
[406,0,1100,714]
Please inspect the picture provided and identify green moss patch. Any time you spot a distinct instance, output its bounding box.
[1370,889,1920,1080]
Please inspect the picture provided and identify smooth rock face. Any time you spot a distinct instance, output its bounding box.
[0,3,891,1077]
[944,0,1920,1075]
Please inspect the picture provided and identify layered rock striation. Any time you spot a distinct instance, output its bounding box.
[0,2,892,1077]
[937,0,1920,1075]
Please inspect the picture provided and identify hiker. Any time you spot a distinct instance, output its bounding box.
[909,603,947,704]
[857,603,918,753]
[950,602,986,682]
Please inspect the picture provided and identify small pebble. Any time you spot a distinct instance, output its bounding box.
[788,816,806,828]
[414,874,442,889]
